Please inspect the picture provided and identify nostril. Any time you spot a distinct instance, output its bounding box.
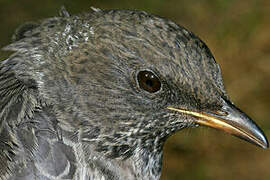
[215,110,229,116]
[209,110,229,117]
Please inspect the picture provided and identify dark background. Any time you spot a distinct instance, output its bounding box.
[0,0,269,179]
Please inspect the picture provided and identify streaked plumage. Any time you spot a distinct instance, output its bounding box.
[0,7,267,180]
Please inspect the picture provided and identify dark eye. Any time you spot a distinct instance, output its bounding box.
[137,70,161,93]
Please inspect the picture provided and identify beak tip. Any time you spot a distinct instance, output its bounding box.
[247,123,269,149]
[251,124,269,149]
[260,135,269,149]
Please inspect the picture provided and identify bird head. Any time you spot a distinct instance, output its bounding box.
[4,8,268,159]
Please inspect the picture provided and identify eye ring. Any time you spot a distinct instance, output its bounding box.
[137,70,161,93]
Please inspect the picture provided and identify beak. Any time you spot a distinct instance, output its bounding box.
[168,99,269,149]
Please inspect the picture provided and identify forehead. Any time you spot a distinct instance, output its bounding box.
[85,10,226,96]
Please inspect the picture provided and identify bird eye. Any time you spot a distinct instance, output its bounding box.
[137,70,161,93]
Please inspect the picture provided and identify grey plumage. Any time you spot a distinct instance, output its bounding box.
[0,7,267,180]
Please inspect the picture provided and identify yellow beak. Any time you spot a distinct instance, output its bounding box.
[168,99,268,149]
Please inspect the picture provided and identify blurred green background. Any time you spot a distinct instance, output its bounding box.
[0,0,269,179]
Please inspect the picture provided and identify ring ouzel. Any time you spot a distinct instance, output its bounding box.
[0,7,268,180]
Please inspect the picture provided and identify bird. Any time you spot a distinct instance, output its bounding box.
[0,6,268,180]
